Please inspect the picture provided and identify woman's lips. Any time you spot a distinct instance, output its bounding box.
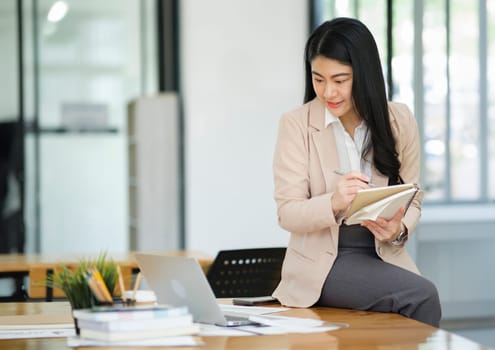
[327,101,342,109]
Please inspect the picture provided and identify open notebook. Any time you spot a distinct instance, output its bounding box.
[344,183,420,225]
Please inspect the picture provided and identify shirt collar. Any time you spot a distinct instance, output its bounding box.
[324,108,339,128]
[324,107,366,131]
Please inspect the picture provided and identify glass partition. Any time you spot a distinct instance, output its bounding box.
[489,1,495,198]
[20,0,157,253]
[449,0,480,200]
[423,0,448,200]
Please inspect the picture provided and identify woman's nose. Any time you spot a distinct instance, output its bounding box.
[324,84,337,99]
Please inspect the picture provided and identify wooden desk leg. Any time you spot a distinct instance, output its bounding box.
[46,269,53,301]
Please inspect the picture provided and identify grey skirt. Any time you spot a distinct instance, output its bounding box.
[316,224,441,327]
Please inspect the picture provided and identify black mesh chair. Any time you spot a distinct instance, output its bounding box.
[206,247,286,298]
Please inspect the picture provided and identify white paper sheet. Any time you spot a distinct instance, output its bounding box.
[248,315,347,334]
[199,323,253,336]
[198,314,346,336]
[218,304,289,315]
[67,335,202,347]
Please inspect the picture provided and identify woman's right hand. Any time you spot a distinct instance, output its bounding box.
[331,171,370,213]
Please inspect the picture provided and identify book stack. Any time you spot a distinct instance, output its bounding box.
[72,305,199,342]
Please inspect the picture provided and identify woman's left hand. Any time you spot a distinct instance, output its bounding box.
[361,207,405,242]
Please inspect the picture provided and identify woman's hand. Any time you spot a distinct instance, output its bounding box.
[331,171,370,213]
[361,207,405,242]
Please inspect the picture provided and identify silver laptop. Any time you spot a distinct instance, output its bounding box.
[134,253,254,327]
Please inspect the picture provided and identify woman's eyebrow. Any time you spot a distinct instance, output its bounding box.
[330,72,351,79]
[311,70,325,78]
[311,71,351,79]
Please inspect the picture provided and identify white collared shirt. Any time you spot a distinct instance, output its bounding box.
[325,108,372,179]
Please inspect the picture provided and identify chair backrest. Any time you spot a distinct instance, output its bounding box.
[206,247,286,298]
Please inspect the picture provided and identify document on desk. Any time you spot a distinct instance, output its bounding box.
[199,315,347,336]
[246,314,347,334]
[67,335,203,347]
[218,304,289,315]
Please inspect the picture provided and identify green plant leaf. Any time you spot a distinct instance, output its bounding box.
[44,251,120,309]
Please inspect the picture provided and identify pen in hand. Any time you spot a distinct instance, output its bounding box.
[334,169,375,187]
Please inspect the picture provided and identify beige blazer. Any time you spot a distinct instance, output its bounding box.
[272,98,423,308]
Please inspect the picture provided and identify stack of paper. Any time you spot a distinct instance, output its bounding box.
[73,305,199,342]
[0,313,76,340]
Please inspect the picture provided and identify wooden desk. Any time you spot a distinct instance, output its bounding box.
[0,301,492,350]
[0,251,213,300]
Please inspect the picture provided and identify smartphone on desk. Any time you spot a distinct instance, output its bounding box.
[232,296,277,306]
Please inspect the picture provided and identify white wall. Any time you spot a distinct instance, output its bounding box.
[180,0,308,256]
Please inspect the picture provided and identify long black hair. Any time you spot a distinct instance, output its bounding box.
[304,17,401,182]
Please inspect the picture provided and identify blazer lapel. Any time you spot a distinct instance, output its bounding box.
[308,99,340,191]
[308,98,389,190]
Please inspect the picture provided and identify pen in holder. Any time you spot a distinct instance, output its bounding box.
[120,272,142,305]
[84,266,113,305]
[116,265,130,305]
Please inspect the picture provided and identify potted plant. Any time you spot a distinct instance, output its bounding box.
[45,253,119,333]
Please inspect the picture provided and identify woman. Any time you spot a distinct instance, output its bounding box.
[272,17,441,327]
